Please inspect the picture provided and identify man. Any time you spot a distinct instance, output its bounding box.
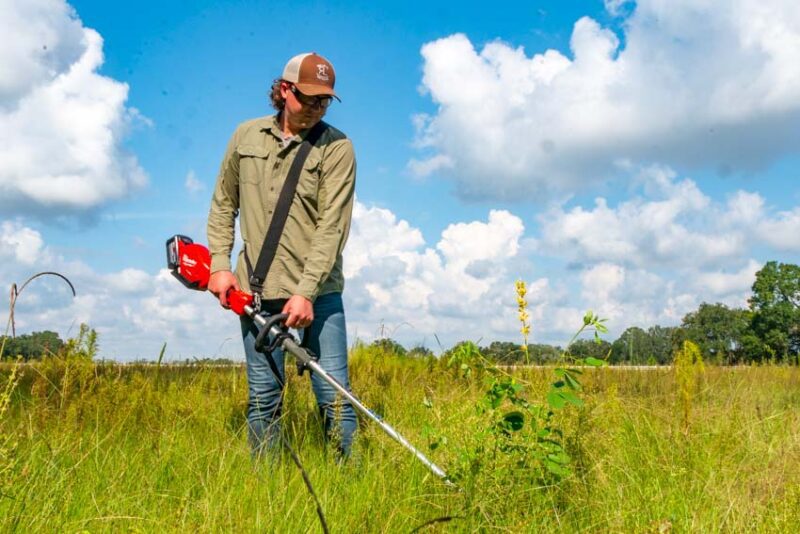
[207,52,357,457]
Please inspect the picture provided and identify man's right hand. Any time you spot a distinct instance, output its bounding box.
[208,270,240,308]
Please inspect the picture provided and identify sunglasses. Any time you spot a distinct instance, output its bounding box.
[290,85,333,109]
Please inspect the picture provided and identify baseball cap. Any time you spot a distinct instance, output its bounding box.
[282,52,340,100]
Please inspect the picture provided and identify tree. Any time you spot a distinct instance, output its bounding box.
[611,326,680,365]
[567,338,612,361]
[681,303,751,364]
[0,331,64,360]
[749,261,800,361]
[481,341,526,364]
[610,327,648,364]
[646,325,680,365]
[480,342,562,364]
[528,343,562,363]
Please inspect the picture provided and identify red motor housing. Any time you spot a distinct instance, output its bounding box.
[166,235,211,290]
[165,234,254,315]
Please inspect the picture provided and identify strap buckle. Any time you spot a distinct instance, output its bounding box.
[249,275,263,312]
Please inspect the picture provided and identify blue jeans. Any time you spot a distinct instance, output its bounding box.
[240,292,356,457]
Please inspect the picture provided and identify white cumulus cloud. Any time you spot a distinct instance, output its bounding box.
[413,0,800,200]
[184,170,205,194]
[756,207,800,250]
[692,260,763,304]
[0,220,49,265]
[344,203,530,347]
[539,165,759,269]
[2,173,796,358]
[0,218,238,361]
[0,0,147,215]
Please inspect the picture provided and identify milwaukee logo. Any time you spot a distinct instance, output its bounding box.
[182,254,197,267]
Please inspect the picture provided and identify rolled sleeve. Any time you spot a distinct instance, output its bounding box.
[296,138,356,300]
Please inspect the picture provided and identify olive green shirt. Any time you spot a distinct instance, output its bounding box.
[207,114,356,301]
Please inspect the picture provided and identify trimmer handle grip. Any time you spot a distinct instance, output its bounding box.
[227,288,254,316]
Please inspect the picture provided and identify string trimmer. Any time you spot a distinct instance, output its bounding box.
[165,234,451,484]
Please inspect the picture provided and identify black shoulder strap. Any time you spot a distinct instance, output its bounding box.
[248,121,328,299]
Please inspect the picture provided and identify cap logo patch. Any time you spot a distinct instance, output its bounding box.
[316,64,330,81]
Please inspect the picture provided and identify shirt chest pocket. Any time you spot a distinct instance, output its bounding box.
[237,144,270,185]
[297,154,321,201]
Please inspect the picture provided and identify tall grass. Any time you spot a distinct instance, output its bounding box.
[1,344,799,532]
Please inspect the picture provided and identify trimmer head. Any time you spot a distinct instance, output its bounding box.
[165,234,211,291]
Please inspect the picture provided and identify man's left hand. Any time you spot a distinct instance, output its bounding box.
[282,295,314,329]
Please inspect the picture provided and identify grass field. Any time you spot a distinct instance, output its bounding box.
[1,344,799,532]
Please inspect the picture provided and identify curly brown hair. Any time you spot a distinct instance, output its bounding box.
[269,79,285,111]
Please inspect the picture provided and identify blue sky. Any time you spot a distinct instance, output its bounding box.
[1,0,799,360]
[59,0,609,272]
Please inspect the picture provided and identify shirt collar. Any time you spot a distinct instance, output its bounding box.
[263,113,319,145]
[261,114,285,140]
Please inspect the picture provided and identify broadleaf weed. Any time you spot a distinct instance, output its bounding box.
[443,288,609,522]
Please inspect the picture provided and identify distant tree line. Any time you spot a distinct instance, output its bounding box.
[503,261,799,365]
[497,261,798,365]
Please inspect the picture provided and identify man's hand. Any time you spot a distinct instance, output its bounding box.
[208,270,240,308]
[282,295,314,329]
